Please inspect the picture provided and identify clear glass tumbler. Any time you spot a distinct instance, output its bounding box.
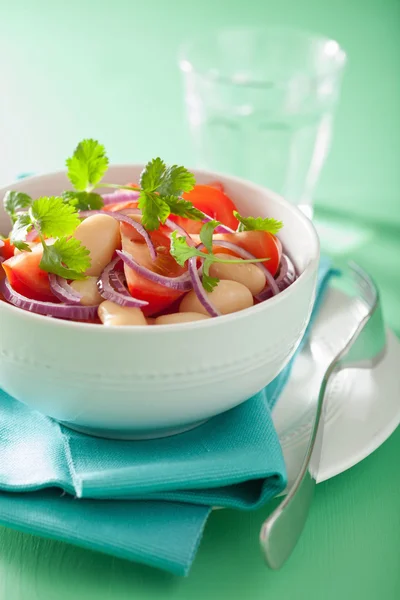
[179,28,346,218]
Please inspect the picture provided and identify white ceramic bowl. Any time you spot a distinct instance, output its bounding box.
[0,167,320,439]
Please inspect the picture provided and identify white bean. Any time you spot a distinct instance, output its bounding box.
[155,312,210,325]
[74,214,120,277]
[98,301,147,326]
[208,253,266,295]
[70,277,102,306]
[179,280,253,316]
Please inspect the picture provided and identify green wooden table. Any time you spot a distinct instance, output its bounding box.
[1,1,399,598]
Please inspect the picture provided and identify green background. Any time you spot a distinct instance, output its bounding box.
[0,1,399,598]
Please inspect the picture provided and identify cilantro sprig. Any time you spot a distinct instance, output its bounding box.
[4,191,33,224]
[6,195,90,279]
[40,237,90,280]
[234,211,283,235]
[66,139,109,192]
[170,221,269,292]
[65,140,202,230]
[137,158,202,230]
[63,139,108,211]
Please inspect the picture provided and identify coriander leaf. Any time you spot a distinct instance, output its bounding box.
[169,231,199,266]
[157,165,196,196]
[199,220,220,254]
[201,257,219,292]
[66,139,109,191]
[30,197,81,238]
[163,196,203,221]
[12,240,31,252]
[4,191,33,223]
[234,211,283,235]
[138,191,170,230]
[138,159,198,228]
[202,272,219,293]
[10,213,33,251]
[139,158,167,192]
[40,237,91,280]
[62,190,104,211]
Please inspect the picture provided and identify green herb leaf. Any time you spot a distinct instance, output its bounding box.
[40,237,91,280]
[138,191,170,231]
[140,159,196,197]
[10,213,33,251]
[30,197,81,238]
[163,196,203,221]
[199,220,219,254]
[234,211,283,235]
[157,165,196,196]
[138,159,198,229]
[4,191,33,223]
[62,190,104,211]
[201,258,219,292]
[170,231,219,290]
[169,231,199,266]
[66,139,109,191]
[139,158,167,192]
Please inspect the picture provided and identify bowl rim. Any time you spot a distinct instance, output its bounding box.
[0,165,320,333]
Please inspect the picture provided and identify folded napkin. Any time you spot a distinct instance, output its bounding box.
[0,257,335,575]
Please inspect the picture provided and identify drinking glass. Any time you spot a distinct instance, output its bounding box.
[179,28,346,218]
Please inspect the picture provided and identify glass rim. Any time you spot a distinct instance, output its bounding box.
[178,26,347,87]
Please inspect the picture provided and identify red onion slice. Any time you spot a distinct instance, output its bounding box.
[102,190,139,205]
[0,278,99,320]
[97,257,149,308]
[256,254,296,301]
[109,269,128,294]
[116,250,193,291]
[26,228,39,242]
[196,239,280,297]
[188,257,220,317]
[202,213,234,233]
[48,274,83,305]
[79,210,156,261]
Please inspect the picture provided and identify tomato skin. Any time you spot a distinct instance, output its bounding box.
[0,239,15,261]
[103,200,139,213]
[214,231,282,276]
[2,245,57,302]
[184,185,239,228]
[170,185,239,234]
[207,181,225,193]
[120,222,187,316]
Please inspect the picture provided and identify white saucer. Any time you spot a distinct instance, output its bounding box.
[273,287,400,487]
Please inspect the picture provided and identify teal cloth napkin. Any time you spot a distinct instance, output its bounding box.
[0,257,335,575]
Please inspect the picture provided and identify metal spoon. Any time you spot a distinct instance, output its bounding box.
[260,262,387,569]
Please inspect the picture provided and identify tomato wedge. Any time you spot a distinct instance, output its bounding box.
[0,238,15,261]
[2,244,56,302]
[120,222,187,316]
[170,185,239,234]
[213,231,282,276]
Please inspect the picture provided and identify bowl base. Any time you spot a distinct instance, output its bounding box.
[58,418,208,440]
